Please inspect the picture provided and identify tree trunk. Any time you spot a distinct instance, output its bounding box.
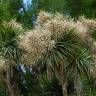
[2,72,15,96]
[5,80,15,96]
[75,75,81,96]
[62,81,68,96]
[2,69,20,96]
[47,65,53,80]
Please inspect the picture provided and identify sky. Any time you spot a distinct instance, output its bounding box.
[23,0,31,5]
[23,0,32,9]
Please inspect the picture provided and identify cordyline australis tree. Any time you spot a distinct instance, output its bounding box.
[0,20,23,96]
[19,11,96,96]
[0,11,96,96]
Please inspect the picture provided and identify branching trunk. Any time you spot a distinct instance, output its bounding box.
[62,80,68,96]
[47,65,53,80]
[75,75,81,96]
[5,79,15,96]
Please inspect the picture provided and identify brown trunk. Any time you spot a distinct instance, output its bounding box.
[75,75,81,96]
[5,79,15,96]
[62,81,68,96]
[47,65,53,80]
[2,71,16,96]
[2,69,20,96]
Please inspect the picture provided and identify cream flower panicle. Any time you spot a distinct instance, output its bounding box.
[19,11,96,68]
[19,27,55,65]
[79,16,96,31]
[36,11,50,25]
[43,18,75,41]
[75,21,88,37]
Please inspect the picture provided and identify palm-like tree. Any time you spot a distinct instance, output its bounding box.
[0,20,22,96]
[67,48,91,96]
[19,11,93,96]
[38,28,92,96]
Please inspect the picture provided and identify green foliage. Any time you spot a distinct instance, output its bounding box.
[0,81,6,96]
[8,0,23,20]
[0,20,23,66]
[64,0,96,18]
[91,30,96,41]
[15,66,41,96]
[40,75,62,96]
[66,48,91,78]
[32,0,65,13]
[0,2,11,22]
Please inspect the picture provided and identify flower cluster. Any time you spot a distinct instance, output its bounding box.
[19,11,96,68]
[19,28,55,65]
[42,16,75,41]
[79,16,96,31]
[36,11,50,25]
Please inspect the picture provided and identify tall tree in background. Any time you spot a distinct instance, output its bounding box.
[0,0,96,27]
[64,0,96,18]
[0,2,11,22]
